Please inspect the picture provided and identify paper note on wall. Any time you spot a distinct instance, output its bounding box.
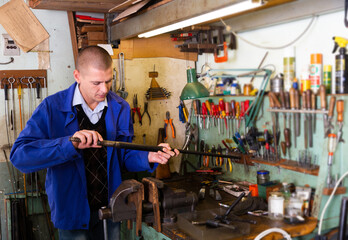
[0,0,49,52]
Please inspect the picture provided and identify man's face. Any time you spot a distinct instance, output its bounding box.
[74,66,113,110]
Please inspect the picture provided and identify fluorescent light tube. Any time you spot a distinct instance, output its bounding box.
[138,1,261,38]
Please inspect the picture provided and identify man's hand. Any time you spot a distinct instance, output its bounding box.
[71,130,103,149]
[148,143,180,164]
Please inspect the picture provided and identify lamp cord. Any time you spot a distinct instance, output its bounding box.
[220,15,317,50]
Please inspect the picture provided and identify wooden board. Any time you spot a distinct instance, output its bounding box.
[87,32,106,41]
[29,0,127,13]
[112,34,197,61]
[81,25,104,33]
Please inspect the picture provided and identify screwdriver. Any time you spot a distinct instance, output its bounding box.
[326,96,336,137]
[306,90,313,148]
[235,102,240,132]
[205,100,212,128]
[201,102,208,129]
[285,92,290,130]
[219,98,228,132]
[294,89,300,138]
[244,100,250,134]
[225,102,231,138]
[231,100,236,134]
[302,93,308,149]
[336,100,344,144]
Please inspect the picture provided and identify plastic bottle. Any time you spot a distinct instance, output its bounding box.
[283,47,296,92]
[323,65,332,94]
[333,37,348,93]
[309,53,322,94]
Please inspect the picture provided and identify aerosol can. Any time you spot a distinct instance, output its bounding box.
[333,36,348,93]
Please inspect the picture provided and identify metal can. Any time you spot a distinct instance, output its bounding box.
[257,170,270,185]
[323,65,332,94]
[270,74,284,93]
[268,192,284,220]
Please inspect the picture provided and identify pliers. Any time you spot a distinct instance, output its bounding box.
[141,101,151,125]
[203,144,210,168]
[211,145,216,166]
[225,149,233,172]
[131,94,142,125]
[164,111,175,139]
[216,144,223,166]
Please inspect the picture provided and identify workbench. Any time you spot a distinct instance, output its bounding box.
[136,174,317,240]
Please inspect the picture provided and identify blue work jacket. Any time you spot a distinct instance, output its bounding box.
[10,83,155,230]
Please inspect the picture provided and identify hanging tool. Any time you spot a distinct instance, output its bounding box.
[336,100,345,143]
[193,100,201,129]
[289,87,296,148]
[69,137,242,160]
[225,101,231,138]
[201,102,208,129]
[326,133,337,188]
[320,85,328,138]
[141,101,151,125]
[131,94,142,125]
[294,88,300,140]
[216,145,223,166]
[219,98,228,133]
[306,90,313,147]
[326,96,336,137]
[178,100,188,124]
[164,111,175,140]
[268,92,280,162]
[8,77,16,140]
[2,80,11,146]
[284,128,291,160]
[311,91,316,134]
[116,52,128,99]
[28,76,36,116]
[302,93,308,149]
[203,144,210,167]
[279,90,287,128]
[284,92,290,131]
[235,102,240,132]
[231,100,236,134]
[205,100,212,128]
[244,100,250,134]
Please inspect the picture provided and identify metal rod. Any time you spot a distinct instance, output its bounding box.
[69,137,241,160]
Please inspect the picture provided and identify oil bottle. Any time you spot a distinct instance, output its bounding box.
[333,36,348,93]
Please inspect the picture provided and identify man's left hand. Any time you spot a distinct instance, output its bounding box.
[148,143,179,164]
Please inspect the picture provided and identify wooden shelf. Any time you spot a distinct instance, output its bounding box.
[245,156,319,176]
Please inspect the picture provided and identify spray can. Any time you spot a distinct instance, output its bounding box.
[323,65,332,94]
[333,36,348,93]
[300,66,311,93]
[283,47,295,92]
[309,53,322,94]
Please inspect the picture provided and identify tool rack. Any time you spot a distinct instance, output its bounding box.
[0,70,47,89]
[183,90,348,231]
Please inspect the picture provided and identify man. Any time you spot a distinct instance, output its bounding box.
[10,46,179,239]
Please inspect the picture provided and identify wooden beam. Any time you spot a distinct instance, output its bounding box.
[29,0,125,13]
[213,0,344,33]
[67,11,78,66]
[110,0,250,40]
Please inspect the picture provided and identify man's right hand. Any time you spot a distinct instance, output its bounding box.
[71,130,103,149]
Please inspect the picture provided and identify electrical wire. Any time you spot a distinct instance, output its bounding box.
[220,15,317,50]
[0,57,14,65]
[254,227,292,240]
[318,170,348,235]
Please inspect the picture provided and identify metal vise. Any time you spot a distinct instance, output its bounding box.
[99,177,197,236]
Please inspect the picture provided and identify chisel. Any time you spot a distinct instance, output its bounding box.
[311,91,316,134]
[306,90,313,148]
[289,87,296,148]
[319,85,327,138]
[294,89,300,138]
[302,93,308,149]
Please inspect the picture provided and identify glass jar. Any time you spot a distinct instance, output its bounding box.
[257,170,270,185]
[268,192,284,220]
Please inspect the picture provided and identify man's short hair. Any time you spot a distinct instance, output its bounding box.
[76,46,112,72]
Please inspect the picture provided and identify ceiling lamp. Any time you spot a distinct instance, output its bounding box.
[138,0,262,38]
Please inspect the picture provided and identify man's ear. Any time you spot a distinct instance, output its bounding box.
[73,69,80,84]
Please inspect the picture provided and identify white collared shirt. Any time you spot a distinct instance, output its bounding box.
[72,84,108,124]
